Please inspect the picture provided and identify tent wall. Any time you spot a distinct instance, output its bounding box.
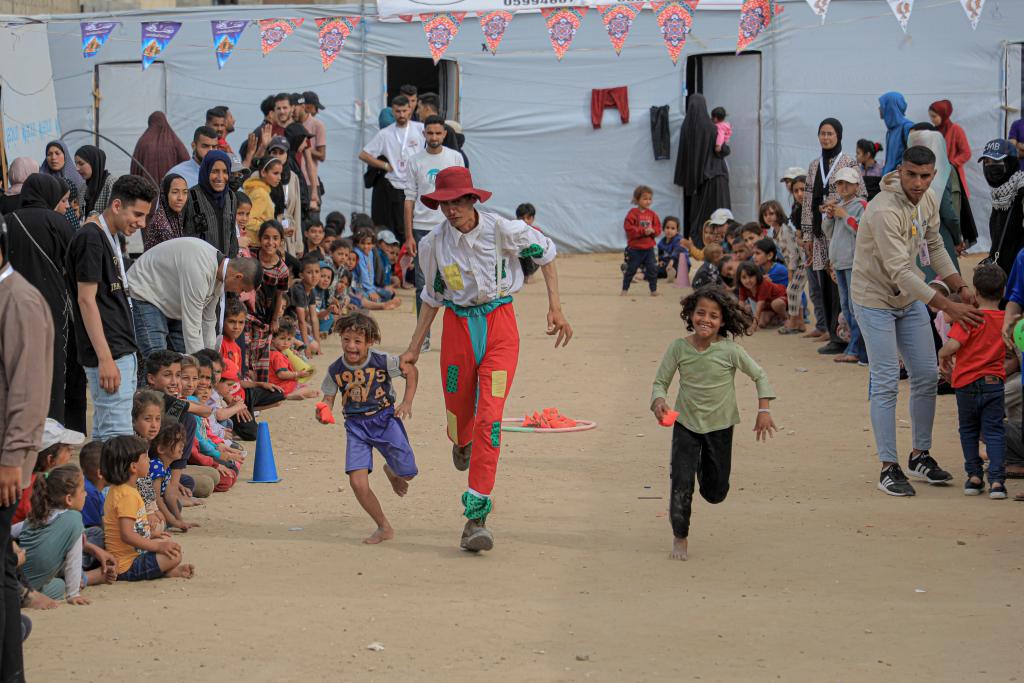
[38,1,1024,252]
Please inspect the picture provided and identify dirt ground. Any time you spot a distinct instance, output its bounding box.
[24,253,1022,682]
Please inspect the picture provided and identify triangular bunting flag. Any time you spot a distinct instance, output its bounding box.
[478,10,513,55]
[651,1,698,65]
[887,0,913,33]
[598,4,644,56]
[805,0,831,24]
[541,7,588,61]
[315,17,360,71]
[421,12,466,64]
[737,0,778,53]
[259,18,304,56]
[141,21,181,71]
[960,0,985,29]
[81,21,119,59]
[211,20,248,69]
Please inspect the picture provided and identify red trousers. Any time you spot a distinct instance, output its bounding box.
[591,86,629,128]
[440,304,519,496]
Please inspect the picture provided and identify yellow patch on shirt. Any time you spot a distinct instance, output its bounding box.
[447,410,459,442]
[442,264,465,291]
[491,370,507,398]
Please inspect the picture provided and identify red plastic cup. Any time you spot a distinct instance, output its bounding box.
[659,409,680,427]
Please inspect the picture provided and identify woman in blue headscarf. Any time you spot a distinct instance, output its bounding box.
[879,92,914,174]
[180,150,238,257]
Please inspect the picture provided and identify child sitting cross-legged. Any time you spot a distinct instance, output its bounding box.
[101,435,194,581]
[270,321,321,400]
[737,261,787,331]
[938,264,1009,499]
[13,464,117,605]
[131,390,172,533]
[316,312,419,545]
[690,243,724,290]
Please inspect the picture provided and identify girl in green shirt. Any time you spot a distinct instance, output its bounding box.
[651,286,777,561]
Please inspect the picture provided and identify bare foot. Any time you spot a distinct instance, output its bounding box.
[670,536,688,561]
[363,526,395,544]
[650,290,660,297]
[620,290,629,297]
[803,329,825,339]
[301,387,321,399]
[26,591,59,610]
[167,563,195,579]
[383,465,409,497]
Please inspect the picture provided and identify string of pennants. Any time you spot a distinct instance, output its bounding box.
[78,0,988,70]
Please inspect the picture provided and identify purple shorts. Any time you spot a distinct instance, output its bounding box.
[344,408,418,478]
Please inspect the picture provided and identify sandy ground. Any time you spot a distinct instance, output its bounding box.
[24,253,1023,682]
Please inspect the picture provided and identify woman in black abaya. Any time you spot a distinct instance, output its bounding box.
[5,173,87,431]
[673,94,730,246]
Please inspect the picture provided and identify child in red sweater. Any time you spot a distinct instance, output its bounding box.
[621,185,662,297]
[269,323,320,400]
[737,262,787,331]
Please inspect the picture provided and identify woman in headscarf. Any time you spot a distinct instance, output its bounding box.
[801,118,865,354]
[143,173,189,251]
[879,92,914,174]
[673,94,730,246]
[908,125,963,279]
[266,136,303,255]
[0,156,37,215]
[180,150,238,257]
[40,140,86,201]
[130,111,189,184]
[928,100,971,199]
[5,174,87,430]
[983,139,1024,276]
[74,145,116,218]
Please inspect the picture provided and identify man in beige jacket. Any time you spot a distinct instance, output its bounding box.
[852,145,983,497]
[0,215,54,679]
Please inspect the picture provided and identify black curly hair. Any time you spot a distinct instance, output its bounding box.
[332,311,381,344]
[680,285,753,339]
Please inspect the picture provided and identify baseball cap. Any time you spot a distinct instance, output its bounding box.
[780,166,805,182]
[227,153,245,173]
[300,91,325,111]
[40,418,85,452]
[709,208,734,225]
[979,139,1018,162]
[376,229,400,245]
[268,136,289,153]
[285,122,314,140]
[833,167,862,185]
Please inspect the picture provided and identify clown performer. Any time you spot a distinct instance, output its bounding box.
[400,168,573,552]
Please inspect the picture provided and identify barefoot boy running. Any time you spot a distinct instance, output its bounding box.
[317,313,418,544]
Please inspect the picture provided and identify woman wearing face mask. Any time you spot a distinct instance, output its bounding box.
[5,174,87,431]
[242,156,283,249]
[181,150,238,257]
[981,139,1024,276]
[801,118,865,355]
[74,145,115,218]
[143,174,189,251]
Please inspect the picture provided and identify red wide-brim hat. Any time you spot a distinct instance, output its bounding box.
[420,167,493,210]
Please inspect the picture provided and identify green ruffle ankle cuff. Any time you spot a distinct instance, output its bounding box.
[462,491,493,520]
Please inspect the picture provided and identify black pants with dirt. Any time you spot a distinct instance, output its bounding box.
[669,423,733,539]
[622,247,657,292]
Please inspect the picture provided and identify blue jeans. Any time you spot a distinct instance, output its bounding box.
[131,299,185,362]
[835,269,866,362]
[855,301,937,464]
[83,353,137,440]
[623,247,657,292]
[955,378,1006,484]
[117,551,163,582]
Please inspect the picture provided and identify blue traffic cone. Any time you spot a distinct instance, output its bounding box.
[249,422,281,483]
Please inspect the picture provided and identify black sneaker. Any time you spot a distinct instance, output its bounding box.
[879,464,916,496]
[963,477,984,496]
[907,451,953,484]
[817,341,846,355]
[990,483,1008,500]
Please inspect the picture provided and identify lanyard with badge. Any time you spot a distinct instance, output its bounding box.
[911,205,931,266]
[97,214,131,309]
[396,124,412,174]
[0,264,13,286]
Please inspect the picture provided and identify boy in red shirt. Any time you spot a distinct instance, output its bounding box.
[621,185,662,297]
[736,262,786,331]
[269,322,320,400]
[939,264,1008,499]
[219,298,285,440]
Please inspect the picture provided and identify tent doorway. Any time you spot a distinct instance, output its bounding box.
[686,52,762,223]
[385,56,459,121]
[94,61,167,177]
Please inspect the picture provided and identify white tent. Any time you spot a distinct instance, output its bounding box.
[7,0,1023,251]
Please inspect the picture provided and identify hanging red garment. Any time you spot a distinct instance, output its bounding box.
[930,100,971,199]
[591,87,629,129]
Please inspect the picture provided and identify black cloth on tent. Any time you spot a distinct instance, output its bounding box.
[673,94,730,245]
[5,174,87,432]
[650,105,670,161]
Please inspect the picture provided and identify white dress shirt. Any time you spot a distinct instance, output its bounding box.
[361,122,425,190]
[418,209,556,308]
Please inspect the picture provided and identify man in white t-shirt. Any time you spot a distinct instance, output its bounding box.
[359,95,424,242]
[404,116,465,350]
